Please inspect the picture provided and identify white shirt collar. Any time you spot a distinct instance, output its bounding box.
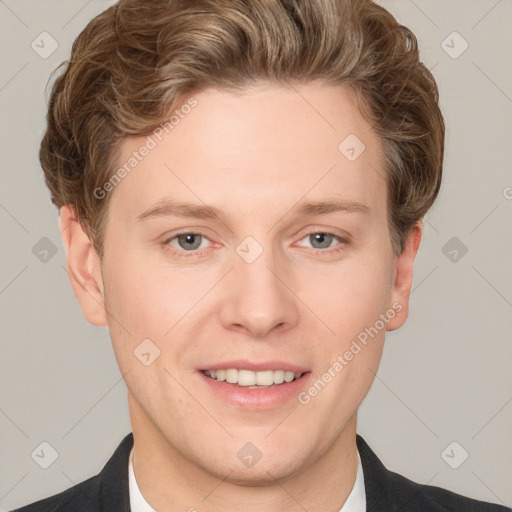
[128,445,366,512]
[341,450,366,512]
[128,445,157,512]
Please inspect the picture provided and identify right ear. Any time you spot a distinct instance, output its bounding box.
[59,205,108,327]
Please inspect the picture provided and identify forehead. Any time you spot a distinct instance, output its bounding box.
[109,82,387,223]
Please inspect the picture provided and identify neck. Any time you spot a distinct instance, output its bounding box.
[129,393,359,512]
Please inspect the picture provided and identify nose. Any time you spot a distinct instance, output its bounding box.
[219,244,300,338]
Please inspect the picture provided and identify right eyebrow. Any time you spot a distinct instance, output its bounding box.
[136,200,223,223]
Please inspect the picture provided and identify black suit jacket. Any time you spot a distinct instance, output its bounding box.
[11,432,510,511]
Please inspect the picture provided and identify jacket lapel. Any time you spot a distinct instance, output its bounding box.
[98,432,420,512]
[98,432,134,511]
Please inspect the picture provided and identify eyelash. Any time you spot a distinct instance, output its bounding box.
[162,229,348,259]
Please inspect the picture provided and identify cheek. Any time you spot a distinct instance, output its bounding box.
[102,256,215,376]
[103,257,193,333]
[300,256,393,345]
[298,260,392,423]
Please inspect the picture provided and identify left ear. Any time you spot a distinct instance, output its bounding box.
[386,221,422,331]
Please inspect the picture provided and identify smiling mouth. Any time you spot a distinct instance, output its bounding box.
[201,369,305,388]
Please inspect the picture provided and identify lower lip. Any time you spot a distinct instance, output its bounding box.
[199,372,312,410]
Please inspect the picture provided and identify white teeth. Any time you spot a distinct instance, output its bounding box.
[256,370,274,386]
[273,370,285,384]
[238,369,256,386]
[225,369,238,384]
[203,368,303,386]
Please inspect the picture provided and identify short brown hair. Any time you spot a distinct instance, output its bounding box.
[40,0,444,257]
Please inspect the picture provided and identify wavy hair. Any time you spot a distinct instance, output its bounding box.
[40,0,444,257]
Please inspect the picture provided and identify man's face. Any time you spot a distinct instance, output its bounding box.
[73,83,417,483]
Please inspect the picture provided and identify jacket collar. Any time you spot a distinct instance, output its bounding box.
[99,432,133,511]
[100,432,391,511]
[356,433,393,511]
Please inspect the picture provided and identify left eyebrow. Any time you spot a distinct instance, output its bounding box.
[291,199,370,217]
[135,197,371,224]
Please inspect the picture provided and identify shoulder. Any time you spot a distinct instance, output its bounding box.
[384,465,509,512]
[9,433,133,512]
[9,474,100,511]
[356,434,511,512]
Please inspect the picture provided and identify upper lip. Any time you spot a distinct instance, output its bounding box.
[200,359,309,373]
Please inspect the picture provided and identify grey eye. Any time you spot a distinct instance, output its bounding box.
[308,233,335,249]
[177,233,203,250]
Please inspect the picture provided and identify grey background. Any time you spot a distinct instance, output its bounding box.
[0,0,511,509]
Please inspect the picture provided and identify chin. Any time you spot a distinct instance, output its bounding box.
[216,459,305,487]
[196,444,311,486]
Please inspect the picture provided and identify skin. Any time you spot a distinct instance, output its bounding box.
[60,82,421,512]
